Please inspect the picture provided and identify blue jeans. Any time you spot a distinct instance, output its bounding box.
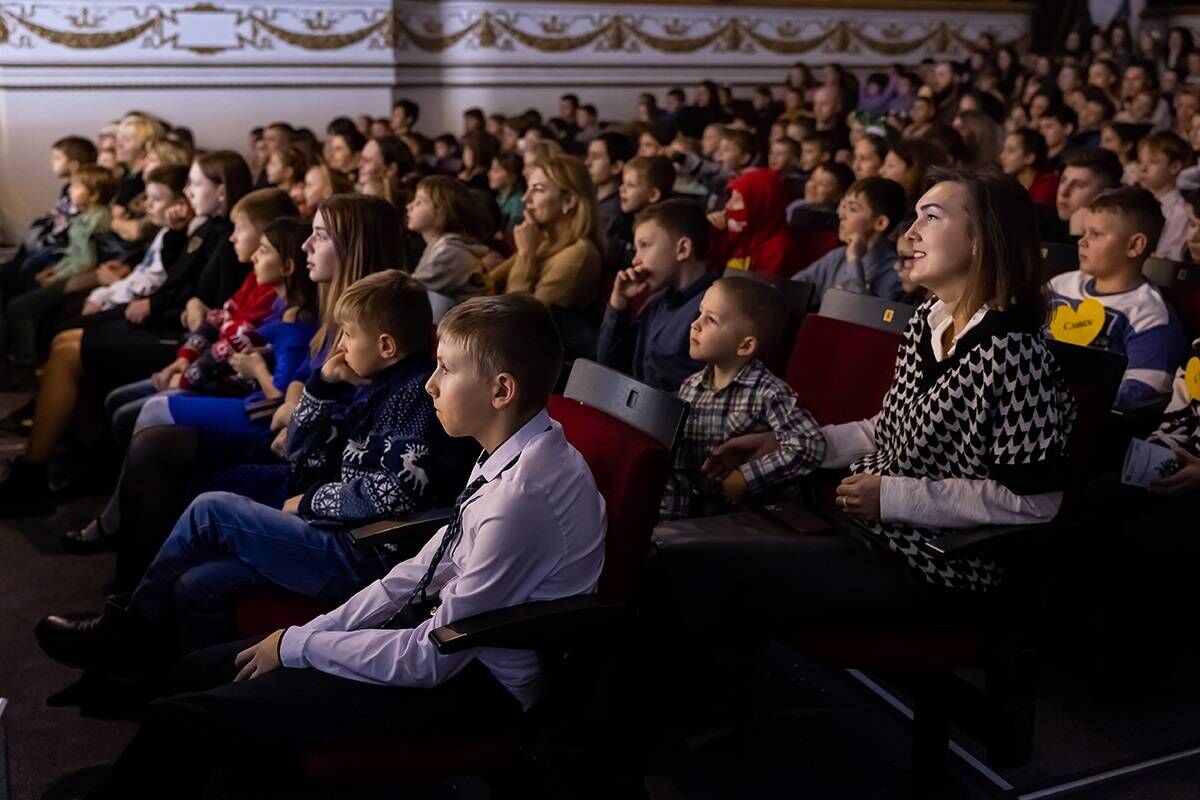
[128,491,393,647]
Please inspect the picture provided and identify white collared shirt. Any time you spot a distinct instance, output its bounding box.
[819,299,1062,528]
[279,409,607,709]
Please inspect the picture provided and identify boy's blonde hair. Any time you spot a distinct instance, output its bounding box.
[71,163,119,205]
[437,294,563,415]
[231,188,298,230]
[334,269,432,356]
[149,139,192,168]
[712,276,787,357]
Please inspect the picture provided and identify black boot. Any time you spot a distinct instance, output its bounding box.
[0,458,54,518]
[35,595,163,673]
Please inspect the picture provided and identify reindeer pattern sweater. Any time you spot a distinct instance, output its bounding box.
[286,354,467,525]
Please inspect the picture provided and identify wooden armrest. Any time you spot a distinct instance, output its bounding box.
[431,595,625,654]
[350,507,452,549]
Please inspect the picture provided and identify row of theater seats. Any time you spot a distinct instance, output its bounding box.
[230,281,1135,796]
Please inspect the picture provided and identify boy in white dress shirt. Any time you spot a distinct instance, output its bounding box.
[83,293,608,799]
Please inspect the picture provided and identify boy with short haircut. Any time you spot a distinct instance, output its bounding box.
[619,155,675,216]
[1136,130,1192,260]
[705,127,757,210]
[1038,104,1077,171]
[792,176,907,302]
[63,293,608,797]
[799,131,835,174]
[1043,147,1123,243]
[662,276,825,520]
[1047,187,1187,411]
[598,199,717,392]
[1,163,118,382]
[37,270,471,663]
[586,131,636,268]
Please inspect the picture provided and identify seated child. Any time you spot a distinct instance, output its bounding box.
[661,276,825,520]
[1,163,117,385]
[43,294,608,798]
[786,160,855,231]
[610,155,676,269]
[173,188,299,393]
[1047,187,1188,411]
[767,136,807,200]
[37,270,471,660]
[406,175,490,304]
[1,136,98,285]
[83,164,191,315]
[597,199,716,392]
[710,168,800,277]
[1136,131,1191,261]
[792,176,908,302]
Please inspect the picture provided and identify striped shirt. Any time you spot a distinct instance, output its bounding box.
[661,359,825,521]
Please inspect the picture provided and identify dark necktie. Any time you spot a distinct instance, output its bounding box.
[383,452,519,627]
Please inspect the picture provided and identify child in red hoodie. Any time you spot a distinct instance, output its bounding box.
[709,167,801,278]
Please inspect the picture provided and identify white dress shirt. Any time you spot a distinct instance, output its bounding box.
[279,410,608,709]
[820,300,1063,528]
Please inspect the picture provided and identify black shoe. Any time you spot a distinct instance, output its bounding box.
[61,518,115,554]
[35,596,141,671]
[0,459,54,518]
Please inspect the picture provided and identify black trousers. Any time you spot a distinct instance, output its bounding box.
[88,638,523,800]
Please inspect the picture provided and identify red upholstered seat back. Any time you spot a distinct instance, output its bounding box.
[784,314,902,426]
[546,394,671,603]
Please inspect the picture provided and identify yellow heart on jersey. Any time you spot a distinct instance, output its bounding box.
[1049,299,1105,346]
[1185,357,1200,402]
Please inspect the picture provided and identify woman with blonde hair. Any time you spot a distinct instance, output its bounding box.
[109,113,167,241]
[488,154,603,312]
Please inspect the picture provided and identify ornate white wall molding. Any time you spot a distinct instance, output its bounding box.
[0,1,1034,87]
[393,1,1032,69]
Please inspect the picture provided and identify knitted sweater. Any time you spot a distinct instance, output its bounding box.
[851,300,1076,592]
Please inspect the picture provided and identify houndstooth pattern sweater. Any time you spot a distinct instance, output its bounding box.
[850,299,1076,592]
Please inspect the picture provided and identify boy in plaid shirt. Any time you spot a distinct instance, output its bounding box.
[661,276,825,520]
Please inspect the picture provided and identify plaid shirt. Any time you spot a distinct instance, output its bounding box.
[660,358,825,521]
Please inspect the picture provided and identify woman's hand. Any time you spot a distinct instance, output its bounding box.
[34,267,57,287]
[835,474,883,522]
[234,629,285,682]
[707,210,727,230]
[513,211,544,256]
[81,301,101,316]
[270,427,289,459]
[702,432,780,480]
[1148,443,1200,497]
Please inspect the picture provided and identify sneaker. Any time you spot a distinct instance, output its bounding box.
[0,459,54,518]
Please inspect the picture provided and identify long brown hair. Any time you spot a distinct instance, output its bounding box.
[416,175,492,242]
[531,154,605,258]
[196,150,253,217]
[925,167,1047,324]
[309,193,405,355]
